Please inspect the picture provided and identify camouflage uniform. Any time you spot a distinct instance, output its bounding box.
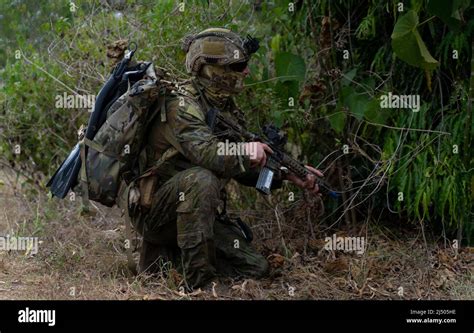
[131,28,278,289]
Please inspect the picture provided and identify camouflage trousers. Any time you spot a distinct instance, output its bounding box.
[131,166,268,289]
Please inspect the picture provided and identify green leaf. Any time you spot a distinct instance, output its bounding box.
[342,68,358,86]
[347,93,370,120]
[391,11,439,70]
[364,98,389,124]
[273,110,283,128]
[414,181,425,219]
[275,80,299,106]
[328,104,346,134]
[274,52,305,106]
[270,34,281,54]
[427,0,469,31]
[274,52,306,82]
[340,86,369,121]
[439,176,452,216]
[422,191,429,218]
[471,176,474,200]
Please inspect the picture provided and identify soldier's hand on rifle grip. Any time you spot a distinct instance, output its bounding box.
[244,142,273,168]
[306,165,324,195]
[286,165,324,195]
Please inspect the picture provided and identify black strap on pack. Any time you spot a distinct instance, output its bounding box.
[205,108,219,130]
[217,192,254,243]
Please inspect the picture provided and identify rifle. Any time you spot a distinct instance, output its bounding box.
[212,111,340,198]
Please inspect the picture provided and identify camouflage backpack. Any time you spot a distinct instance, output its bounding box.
[78,62,173,208]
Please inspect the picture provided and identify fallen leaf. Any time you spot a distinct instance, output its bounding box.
[323,257,349,275]
[267,253,285,269]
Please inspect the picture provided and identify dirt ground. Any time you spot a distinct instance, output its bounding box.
[0,168,472,300]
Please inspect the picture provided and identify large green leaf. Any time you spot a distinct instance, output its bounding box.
[427,0,469,31]
[274,52,305,111]
[329,102,346,134]
[364,98,389,124]
[346,93,369,121]
[340,85,370,121]
[274,79,300,114]
[274,52,306,82]
[391,11,439,70]
[342,68,358,86]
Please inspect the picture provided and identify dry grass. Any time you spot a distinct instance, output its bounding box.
[0,168,472,300]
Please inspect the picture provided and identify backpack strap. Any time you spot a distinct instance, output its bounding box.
[78,139,90,212]
[117,180,138,274]
[124,212,137,274]
[83,137,106,153]
[138,147,180,179]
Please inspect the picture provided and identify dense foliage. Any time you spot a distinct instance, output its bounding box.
[1,0,472,243]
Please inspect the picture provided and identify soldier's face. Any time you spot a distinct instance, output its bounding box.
[228,60,248,73]
[200,64,247,94]
[228,60,250,79]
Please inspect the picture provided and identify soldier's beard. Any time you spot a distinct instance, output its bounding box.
[196,65,245,105]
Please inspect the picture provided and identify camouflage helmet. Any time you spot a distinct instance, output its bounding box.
[182,28,259,74]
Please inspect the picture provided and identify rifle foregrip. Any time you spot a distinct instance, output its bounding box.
[283,156,308,179]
